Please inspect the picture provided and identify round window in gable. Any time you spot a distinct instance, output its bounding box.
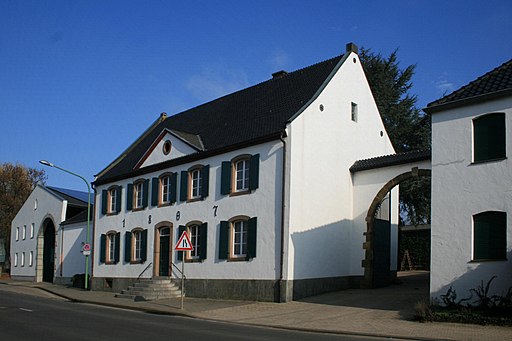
[162,140,172,155]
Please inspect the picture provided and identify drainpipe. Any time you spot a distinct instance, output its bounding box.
[279,132,287,302]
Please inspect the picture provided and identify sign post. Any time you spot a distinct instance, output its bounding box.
[174,231,193,310]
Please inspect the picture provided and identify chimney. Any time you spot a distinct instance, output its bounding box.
[346,42,358,55]
[272,70,288,79]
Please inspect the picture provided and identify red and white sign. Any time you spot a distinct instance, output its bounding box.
[175,231,194,251]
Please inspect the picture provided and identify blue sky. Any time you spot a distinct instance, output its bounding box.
[1,0,511,191]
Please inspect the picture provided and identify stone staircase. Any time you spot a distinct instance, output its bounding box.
[115,278,182,301]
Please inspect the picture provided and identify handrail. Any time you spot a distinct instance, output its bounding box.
[137,262,153,281]
[171,263,186,280]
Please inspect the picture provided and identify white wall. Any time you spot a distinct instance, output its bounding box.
[57,221,91,278]
[10,185,65,279]
[284,51,395,281]
[431,96,512,301]
[94,140,283,280]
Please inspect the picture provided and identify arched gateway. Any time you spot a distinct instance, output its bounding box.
[350,150,431,288]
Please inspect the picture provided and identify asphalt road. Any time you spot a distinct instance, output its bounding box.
[0,289,391,341]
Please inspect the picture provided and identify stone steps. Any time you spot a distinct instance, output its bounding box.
[115,278,182,301]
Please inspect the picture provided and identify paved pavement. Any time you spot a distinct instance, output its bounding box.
[1,271,511,340]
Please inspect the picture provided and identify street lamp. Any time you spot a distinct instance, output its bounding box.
[39,160,91,290]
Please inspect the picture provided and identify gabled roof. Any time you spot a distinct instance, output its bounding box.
[350,150,431,173]
[95,49,354,185]
[47,186,91,207]
[425,58,512,113]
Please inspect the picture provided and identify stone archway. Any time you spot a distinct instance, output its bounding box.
[361,167,431,288]
[37,217,56,283]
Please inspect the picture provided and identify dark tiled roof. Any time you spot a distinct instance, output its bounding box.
[426,59,512,113]
[47,186,91,207]
[96,55,345,184]
[349,150,431,173]
[61,209,93,225]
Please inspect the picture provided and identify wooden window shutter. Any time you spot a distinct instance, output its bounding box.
[141,229,148,262]
[151,178,159,207]
[100,234,106,263]
[180,171,188,202]
[474,113,506,162]
[114,232,121,263]
[219,221,229,260]
[474,211,507,260]
[249,154,260,190]
[101,190,108,215]
[199,222,208,260]
[170,172,178,204]
[124,231,132,263]
[220,161,232,195]
[115,186,122,213]
[126,183,133,210]
[201,165,210,199]
[247,217,257,258]
[142,179,149,208]
[177,225,186,261]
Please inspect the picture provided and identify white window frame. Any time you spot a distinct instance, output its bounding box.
[161,175,171,204]
[188,224,200,260]
[29,251,33,267]
[133,230,142,261]
[231,220,248,258]
[107,233,117,263]
[21,252,25,267]
[30,223,34,239]
[109,187,117,213]
[22,225,26,240]
[14,253,18,267]
[15,227,19,241]
[235,159,250,192]
[190,169,202,199]
[134,181,144,209]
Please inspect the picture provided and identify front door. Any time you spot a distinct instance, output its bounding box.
[159,227,170,276]
[42,223,55,283]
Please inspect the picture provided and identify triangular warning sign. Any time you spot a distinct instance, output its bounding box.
[175,231,194,251]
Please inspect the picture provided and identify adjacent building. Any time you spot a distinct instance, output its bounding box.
[91,43,398,302]
[10,184,92,285]
[425,58,512,301]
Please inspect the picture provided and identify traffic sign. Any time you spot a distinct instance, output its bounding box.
[82,243,91,256]
[83,243,91,252]
[175,231,194,251]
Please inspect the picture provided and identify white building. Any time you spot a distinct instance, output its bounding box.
[425,58,512,302]
[10,184,92,285]
[92,43,399,302]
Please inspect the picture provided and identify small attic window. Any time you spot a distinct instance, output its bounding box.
[351,102,358,122]
[163,140,172,155]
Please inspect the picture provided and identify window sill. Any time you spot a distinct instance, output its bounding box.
[106,212,118,216]
[229,190,251,197]
[470,157,507,165]
[130,260,143,264]
[185,258,202,263]
[187,197,203,203]
[105,261,117,265]
[132,207,145,212]
[228,256,249,262]
[158,202,172,208]
[469,258,507,263]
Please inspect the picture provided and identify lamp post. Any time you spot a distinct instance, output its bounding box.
[39,160,91,290]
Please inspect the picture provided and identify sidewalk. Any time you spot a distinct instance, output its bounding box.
[1,272,510,341]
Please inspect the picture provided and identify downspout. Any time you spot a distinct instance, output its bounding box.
[279,132,287,302]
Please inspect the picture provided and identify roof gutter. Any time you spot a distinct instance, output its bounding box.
[424,88,512,114]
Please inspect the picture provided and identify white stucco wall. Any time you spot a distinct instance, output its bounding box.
[57,221,91,278]
[10,185,65,279]
[431,96,512,301]
[94,140,283,280]
[284,51,395,281]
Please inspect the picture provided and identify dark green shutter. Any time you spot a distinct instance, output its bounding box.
[127,184,133,210]
[114,232,121,263]
[177,225,186,261]
[219,221,229,260]
[125,231,132,262]
[180,171,188,202]
[474,211,506,260]
[151,177,159,207]
[221,161,232,195]
[101,190,108,215]
[199,222,208,260]
[115,186,122,213]
[474,113,506,162]
[247,217,257,258]
[249,154,260,190]
[142,179,149,208]
[201,165,209,199]
[100,234,106,263]
[141,229,148,262]
[170,172,178,204]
